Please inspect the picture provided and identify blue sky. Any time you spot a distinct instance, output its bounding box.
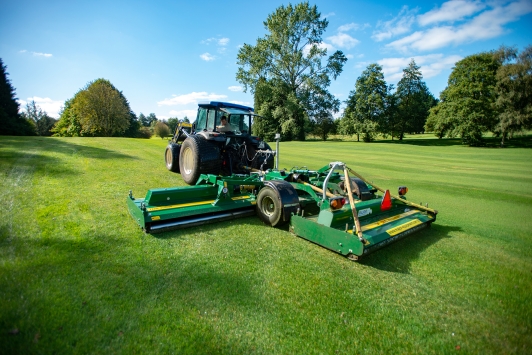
[1,0,531,120]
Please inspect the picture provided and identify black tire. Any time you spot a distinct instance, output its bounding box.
[179,136,221,185]
[165,143,181,173]
[256,186,285,227]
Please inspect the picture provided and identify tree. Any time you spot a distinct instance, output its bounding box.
[425,52,499,146]
[21,100,56,136]
[344,63,387,142]
[493,45,532,146]
[395,59,436,139]
[0,58,34,135]
[54,79,132,137]
[236,2,346,141]
[166,117,179,133]
[311,110,335,140]
[154,120,170,139]
[139,113,149,127]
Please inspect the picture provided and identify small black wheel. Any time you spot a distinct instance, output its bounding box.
[256,187,284,227]
[165,143,180,172]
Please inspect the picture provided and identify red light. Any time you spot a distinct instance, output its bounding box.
[381,190,392,211]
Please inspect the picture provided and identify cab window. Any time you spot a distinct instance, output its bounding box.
[196,108,207,130]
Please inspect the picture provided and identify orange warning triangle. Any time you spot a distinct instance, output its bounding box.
[381,189,392,211]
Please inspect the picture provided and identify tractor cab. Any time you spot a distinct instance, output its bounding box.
[192,101,260,144]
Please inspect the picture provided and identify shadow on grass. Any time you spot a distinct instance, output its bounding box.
[0,233,265,354]
[377,135,532,148]
[359,224,461,273]
[0,137,138,177]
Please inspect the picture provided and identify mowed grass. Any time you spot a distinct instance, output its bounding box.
[1,135,531,354]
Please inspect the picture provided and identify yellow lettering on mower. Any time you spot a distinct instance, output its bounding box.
[386,219,423,236]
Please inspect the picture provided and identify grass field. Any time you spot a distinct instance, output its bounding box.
[1,135,531,354]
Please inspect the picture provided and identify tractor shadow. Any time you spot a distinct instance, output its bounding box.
[358,224,461,273]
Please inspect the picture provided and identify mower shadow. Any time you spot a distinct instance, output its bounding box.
[359,224,461,273]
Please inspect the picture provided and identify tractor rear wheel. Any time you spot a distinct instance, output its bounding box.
[165,143,180,172]
[256,186,284,227]
[179,136,221,185]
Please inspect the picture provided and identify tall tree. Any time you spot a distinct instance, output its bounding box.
[493,45,532,146]
[54,79,132,137]
[236,2,346,141]
[395,59,436,139]
[425,52,500,146]
[344,63,387,142]
[0,58,34,135]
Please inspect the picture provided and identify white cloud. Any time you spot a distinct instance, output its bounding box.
[372,6,417,42]
[200,52,216,61]
[387,0,532,53]
[157,92,227,106]
[218,37,230,46]
[228,86,242,92]
[337,23,370,32]
[19,97,63,118]
[345,54,354,59]
[378,54,462,82]
[327,33,360,49]
[418,0,486,26]
[19,49,53,57]
[322,12,335,18]
[33,52,52,57]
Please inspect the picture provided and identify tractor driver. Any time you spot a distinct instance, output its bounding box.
[217,116,232,133]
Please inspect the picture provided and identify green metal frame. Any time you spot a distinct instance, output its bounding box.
[128,162,438,259]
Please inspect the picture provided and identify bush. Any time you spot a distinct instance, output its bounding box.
[137,126,152,139]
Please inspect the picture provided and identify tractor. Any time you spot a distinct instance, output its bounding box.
[164,101,275,185]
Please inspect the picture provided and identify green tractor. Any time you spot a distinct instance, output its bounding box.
[164,101,275,185]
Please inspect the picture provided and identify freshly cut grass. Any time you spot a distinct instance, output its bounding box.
[1,135,531,354]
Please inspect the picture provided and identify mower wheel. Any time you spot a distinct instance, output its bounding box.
[256,186,284,227]
[179,136,221,185]
[165,143,181,173]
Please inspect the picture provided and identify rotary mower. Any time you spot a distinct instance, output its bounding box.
[128,161,437,260]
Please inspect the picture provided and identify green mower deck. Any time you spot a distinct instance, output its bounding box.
[128,162,437,260]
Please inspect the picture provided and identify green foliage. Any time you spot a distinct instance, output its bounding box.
[237,2,346,141]
[395,60,437,139]
[425,52,500,146]
[166,117,179,133]
[0,58,35,135]
[53,79,133,137]
[310,111,335,140]
[154,120,171,139]
[137,126,153,139]
[493,45,532,146]
[21,100,57,136]
[342,63,387,141]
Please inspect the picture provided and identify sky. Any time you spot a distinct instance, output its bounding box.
[1,0,531,121]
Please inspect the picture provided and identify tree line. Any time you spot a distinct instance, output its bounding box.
[0,65,186,139]
[1,2,530,146]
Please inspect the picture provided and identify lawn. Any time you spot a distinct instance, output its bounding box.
[1,135,531,354]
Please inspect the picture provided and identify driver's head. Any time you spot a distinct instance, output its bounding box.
[221,116,227,124]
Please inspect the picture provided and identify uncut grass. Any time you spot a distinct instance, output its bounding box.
[0,136,531,354]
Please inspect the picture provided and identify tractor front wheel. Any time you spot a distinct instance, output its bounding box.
[256,187,284,227]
